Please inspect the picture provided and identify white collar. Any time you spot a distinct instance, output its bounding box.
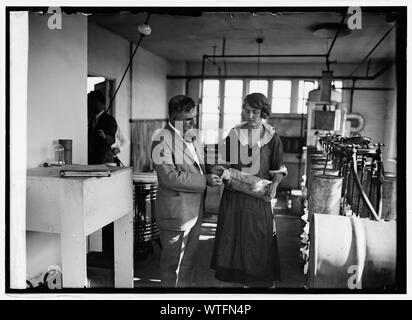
[233,121,275,148]
[168,122,203,173]
[168,121,183,138]
[168,122,198,143]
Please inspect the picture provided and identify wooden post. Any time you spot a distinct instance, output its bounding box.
[60,179,87,288]
[114,211,134,288]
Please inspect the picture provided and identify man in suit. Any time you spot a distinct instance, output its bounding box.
[151,95,222,287]
[88,90,118,165]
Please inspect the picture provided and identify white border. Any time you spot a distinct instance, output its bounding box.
[0,0,410,300]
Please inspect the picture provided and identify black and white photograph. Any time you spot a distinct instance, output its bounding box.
[2,1,408,300]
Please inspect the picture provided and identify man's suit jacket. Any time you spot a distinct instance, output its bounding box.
[88,112,117,164]
[151,124,207,231]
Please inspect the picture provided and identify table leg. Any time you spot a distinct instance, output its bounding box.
[113,210,133,288]
[60,180,88,288]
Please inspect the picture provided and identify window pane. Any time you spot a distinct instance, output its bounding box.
[297,98,305,114]
[203,80,220,97]
[224,80,243,97]
[249,80,268,96]
[298,80,304,101]
[301,101,308,114]
[224,97,242,114]
[223,114,241,131]
[201,113,219,130]
[298,81,317,114]
[298,80,317,99]
[200,125,219,144]
[272,98,291,113]
[304,81,316,97]
[202,97,220,114]
[201,127,219,145]
[333,80,343,92]
[87,77,105,93]
[297,99,309,114]
[273,80,291,98]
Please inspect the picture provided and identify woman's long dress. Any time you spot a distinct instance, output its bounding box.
[211,124,285,286]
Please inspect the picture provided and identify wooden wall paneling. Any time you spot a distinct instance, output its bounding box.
[131,120,167,173]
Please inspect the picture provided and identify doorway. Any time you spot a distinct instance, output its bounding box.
[87,76,116,116]
[86,76,117,279]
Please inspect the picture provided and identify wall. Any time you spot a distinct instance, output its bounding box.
[26,12,87,280]
[89,24,175,165]
[131,47,170,120]
[350,66,393,149]
[382,65,397,174]
[10,11,29,289]
[88,23,132,166]
[167,61,188,99]
[27,13,87,168]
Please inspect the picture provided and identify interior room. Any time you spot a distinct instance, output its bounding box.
[8,6,405,292]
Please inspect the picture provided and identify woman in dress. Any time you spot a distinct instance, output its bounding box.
[210,92,287,288]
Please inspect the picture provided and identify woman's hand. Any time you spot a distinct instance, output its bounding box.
[209,165,226,177]
[221,169,232,181]
[263,171,284,201]
[206,174,222,187]
[263,183,277,202]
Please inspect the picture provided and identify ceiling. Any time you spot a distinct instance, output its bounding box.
[89,9,397,68]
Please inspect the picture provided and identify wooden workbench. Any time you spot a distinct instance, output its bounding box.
[26,166,134,288]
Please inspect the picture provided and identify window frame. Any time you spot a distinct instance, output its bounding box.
[200,78,329,141]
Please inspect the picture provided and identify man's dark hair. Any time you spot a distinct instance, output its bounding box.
[243,92,271,119]
[168,95,196,119]
[88,90,106,113]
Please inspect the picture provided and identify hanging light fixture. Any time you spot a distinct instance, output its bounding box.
[256,37,263,78]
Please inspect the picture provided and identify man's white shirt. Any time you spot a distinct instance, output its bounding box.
[168,122,203,175]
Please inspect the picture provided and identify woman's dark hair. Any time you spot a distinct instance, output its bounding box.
[168,95,196,119]
[243,92,271,119]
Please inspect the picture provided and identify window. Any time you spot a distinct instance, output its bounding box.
[200,78,326,141]
[249,80,268,96]
[223,80,243,137]
[87,77,105,93]
[87,76,116,116]
[332,80,343,92]
[297,80,317,114]
[272,80,292,113]
[201,80,220,144]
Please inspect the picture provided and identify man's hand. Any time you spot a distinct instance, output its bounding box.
[263,183,277,202]
[97,129,107,140]
[207,174,222,187]
[209,165,226,177]
[221,169,231,180]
